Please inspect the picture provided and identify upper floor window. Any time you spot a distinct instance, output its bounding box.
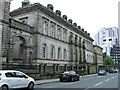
[51,46,55,59]
[57,28,62,40]
[109,39,112,41]
[51,25,55,38]
[58,48,61,60]
[43,21,47,35]
[103,39,106,42]
[42,44,47,59]
[63,31,67,42]
[64,49,67,60]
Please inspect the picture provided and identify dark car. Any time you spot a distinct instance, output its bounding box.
[59,71,79,82]
[98,70,107,75]
[109,69,115,73]
[114,68,119,73]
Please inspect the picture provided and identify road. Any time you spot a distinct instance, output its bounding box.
[34,73,119,89]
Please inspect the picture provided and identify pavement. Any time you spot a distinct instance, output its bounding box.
[35,73,98,85]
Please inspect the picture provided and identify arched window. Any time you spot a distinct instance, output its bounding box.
[58,48,61,60]
[43,44,47,59]
[43,21,47,35]
[20,44,24,58]
[51,46,55,59]
[51,25,55,37]
[20,44,24,53]
[64,49,67,60]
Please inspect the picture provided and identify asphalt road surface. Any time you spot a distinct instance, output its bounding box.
[34,73,120,90]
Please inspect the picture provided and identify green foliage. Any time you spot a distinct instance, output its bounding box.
[104,56,115,67]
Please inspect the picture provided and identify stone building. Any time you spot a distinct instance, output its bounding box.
[1,0,95,74]
[93,45,103,71]
[0,0,11,69]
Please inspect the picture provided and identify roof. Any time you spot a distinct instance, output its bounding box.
[22,0,30,3]
[93,45,103,50]
[10,2,94,41]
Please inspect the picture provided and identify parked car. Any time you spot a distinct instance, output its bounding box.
[114,68,119,73]
[59,71,79,82]
[98,70,107,75]
[109,69,115,73]
[0,70,35,90]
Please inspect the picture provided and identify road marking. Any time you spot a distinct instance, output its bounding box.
[111,77,115,79]
[60,82,78,85]
[94,82,103,86]
[105,79,110,82]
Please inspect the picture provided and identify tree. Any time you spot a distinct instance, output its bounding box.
[103,56,115,67]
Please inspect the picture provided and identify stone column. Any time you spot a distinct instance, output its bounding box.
[55,24,57,39]
[24,46,31,64]
[85,64,88,75]
[53,64,57,73]
[48,20,50,36]
[44,64,47,72]
[8,43,14,64]
[65,64,67,71]
[76,65,79,71]
[57,64,59,72]
[39,64,43,76]
[72,65,74,70]
[0,21,2,69]
[0,1,3,69]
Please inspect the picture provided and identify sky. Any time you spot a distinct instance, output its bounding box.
[10,0,119,39]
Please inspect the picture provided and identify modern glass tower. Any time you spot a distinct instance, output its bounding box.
[94,27,119,56]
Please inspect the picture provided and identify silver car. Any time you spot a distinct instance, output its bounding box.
[0,70,35,90]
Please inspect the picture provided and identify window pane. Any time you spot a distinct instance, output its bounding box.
[58,48,61,59]
[64,49,66,60]
[60,30,62,40]
[51,25,55,37]
[58,29,60,40]
[5,72,15,77]
[58,28,62,40]
[51,46,54,59]
[43,44,46,58]
[15,72,24,78]
[64,31,67,42]
[43,21,47,35]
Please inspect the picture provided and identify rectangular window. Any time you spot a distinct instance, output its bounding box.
[58,29,62,40]
[43,44,46,59]
[51,46,54,59]
[63,31,67,42]
[57,29,60,40]
[51,25,55,38]
[103,39,106,42]
[43,21,47,35]
[109,39,112,41]
[58,48,61,60]
[64,49,67,60]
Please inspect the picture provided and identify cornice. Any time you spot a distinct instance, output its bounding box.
[10,3,94,41]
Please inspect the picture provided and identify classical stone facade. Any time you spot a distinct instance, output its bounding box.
[1,0,96,74]
[0,0,3,69]
[93,45,103,66]
[0,0,11,69]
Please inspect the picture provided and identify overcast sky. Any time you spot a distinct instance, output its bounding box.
[10,0,119,39]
